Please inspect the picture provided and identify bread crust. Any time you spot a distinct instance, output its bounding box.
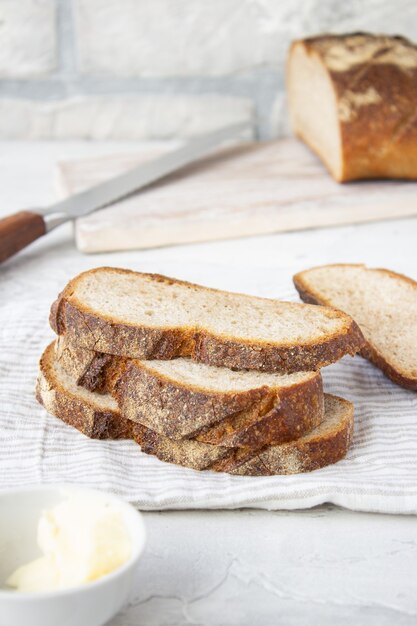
[130,394,354,476]
[55,337,325,448]
[293,264,417,391]
[224,395,354,476]
[37,343,353,475]
[55,336,126,393]
[132,423,231,471]
[36,343,132,440]
[289,33,417,182]
[117,359,325,447]
[50,267,364,374]
[197,375,324,448]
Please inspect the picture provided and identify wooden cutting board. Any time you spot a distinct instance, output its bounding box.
[58,138,417,253]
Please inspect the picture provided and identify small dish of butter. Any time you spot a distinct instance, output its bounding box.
[0,485,146,626]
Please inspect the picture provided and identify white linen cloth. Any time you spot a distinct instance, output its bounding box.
[1,234,416,515]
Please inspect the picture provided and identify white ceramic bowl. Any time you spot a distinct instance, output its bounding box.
[0,485,146,626]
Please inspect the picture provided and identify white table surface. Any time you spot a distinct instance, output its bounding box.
[1,141,416,626]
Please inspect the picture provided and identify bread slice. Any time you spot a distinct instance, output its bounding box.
[37,343,353,475]
[50,267,364,373]
[294,264,417,390]
[287,33,417,182]
[55,337,324,448]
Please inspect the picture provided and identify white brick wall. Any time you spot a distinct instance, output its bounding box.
[74,0,417,77]
[0,95,253,140]
[0,0,416,139]
[0,0,56,78]
[75,0,290,77]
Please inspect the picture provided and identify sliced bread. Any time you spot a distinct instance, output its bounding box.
[294,264,417,390]
[50,267,364,374]
[55,337,324,448]
[132,391,354,477]
[37,343,353,475]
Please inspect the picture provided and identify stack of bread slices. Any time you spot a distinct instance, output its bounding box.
[36,267,365,476]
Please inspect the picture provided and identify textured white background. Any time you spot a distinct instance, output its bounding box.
[0,0,416,138]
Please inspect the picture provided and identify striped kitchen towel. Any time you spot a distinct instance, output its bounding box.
[1,248,416,514]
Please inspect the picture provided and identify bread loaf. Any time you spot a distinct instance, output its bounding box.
[287,33,417,181]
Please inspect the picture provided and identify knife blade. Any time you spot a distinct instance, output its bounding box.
[0,121,251,264]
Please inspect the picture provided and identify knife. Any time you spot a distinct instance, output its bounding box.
[0,122,250,264]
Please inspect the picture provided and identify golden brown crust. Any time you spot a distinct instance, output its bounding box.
[132,423,231,471]
[55,337,325,448]
[37,343,353,476]
[36,343,132,440]
[293,264,417,391]
[115,361,269,438]
[191,324,364,372]
[197,374,324,448]
[290,33,417,182]
[134,394,354,475]
[55,336,127,393]
[227,395,354,476]
[50,267,364,374]
[116,360,325,446]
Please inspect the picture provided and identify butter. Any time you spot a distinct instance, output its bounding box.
[7,494,131,592]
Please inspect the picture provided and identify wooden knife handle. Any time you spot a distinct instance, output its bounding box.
[0,211,46,264]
